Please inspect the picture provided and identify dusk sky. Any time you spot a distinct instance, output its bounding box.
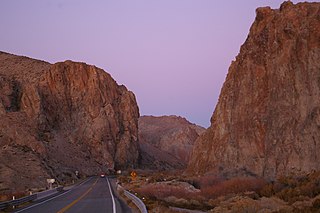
[0,0,314,127]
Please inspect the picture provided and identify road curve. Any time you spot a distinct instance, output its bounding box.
[15,177,131,213]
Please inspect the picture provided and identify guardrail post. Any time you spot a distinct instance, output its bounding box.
[123,189,148,213]
[12,196,15,209]
[0,193,38,211]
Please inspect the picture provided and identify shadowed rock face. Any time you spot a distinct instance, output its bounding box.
[0,52,139,193]
[139,115,205,170]
[188,2,320,179]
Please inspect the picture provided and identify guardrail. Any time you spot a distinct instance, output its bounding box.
[0,194,37,210]
[123,190,148,213]
[35,186,63,201]
[0,186,64,211]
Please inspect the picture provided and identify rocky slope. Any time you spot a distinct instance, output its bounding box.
[0,51,139,193]
[188,1,320,179]
[139,115,205,170]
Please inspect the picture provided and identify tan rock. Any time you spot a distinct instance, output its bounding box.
[139,115,205,170]
[0,51,139,193]
[188,2,320,179]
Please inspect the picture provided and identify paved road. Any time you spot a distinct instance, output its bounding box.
[15,177,131,213]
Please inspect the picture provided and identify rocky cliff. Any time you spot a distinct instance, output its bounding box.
[187,1,320,179]
[139,115,205,170]
[0,52,139,193]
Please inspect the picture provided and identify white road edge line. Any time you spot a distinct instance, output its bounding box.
[106,177,117,213]
[14,177,93,213]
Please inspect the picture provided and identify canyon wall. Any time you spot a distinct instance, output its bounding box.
[0,52,139,192]
[139,115,205,170]
[188,2,320,179]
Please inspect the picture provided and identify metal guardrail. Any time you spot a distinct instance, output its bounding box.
[124,190,148,213]
[0,186,64,211]
[0,194,37,210]
[35,186,63,200]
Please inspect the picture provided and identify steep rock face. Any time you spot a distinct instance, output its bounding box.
[139,115,205,170]
[0,52,139,193]
[188,2,320,179]
[38,61,139,170]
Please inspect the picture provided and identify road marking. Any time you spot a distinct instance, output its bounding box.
[15,177,93,213]
[106,178,116,213]
[57,178,98,213]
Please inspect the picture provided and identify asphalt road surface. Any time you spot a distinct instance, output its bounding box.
[15,177,131,213]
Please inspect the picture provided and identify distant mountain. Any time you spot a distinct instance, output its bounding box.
[187,1,320,179]
[138,115,205,170]
[0,51,139,194]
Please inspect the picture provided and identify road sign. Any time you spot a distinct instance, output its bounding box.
[47,179,55,189]
[130,171,137,180]
[46,179,55,184]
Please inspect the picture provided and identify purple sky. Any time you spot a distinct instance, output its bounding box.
[0,0,314,127]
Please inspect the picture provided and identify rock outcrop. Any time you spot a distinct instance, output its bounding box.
[0,51,139,193]
[187,2,320,179]
[139,115,205,170]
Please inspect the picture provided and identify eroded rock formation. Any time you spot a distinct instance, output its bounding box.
[0,52,139,193]
[139,115,205,170]
[188,1,320,179]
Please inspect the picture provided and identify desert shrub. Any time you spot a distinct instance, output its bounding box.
[298,182,320,198]
[313,198,320,208]
[135,184,191,200]
[308,171,320,181]
[164,196,188,205]
[260,183,274,197]
[117,175,131,184]
[229,199,260,213]
[163,196,211,210]
[276,188,297,203]
[135,184,212,210]
[146,173,166,183]
[278,175,299,187]
[200,177,267,199]
[192,175,224,189]
[275,188,312,204]
[274,172,320,203]
[260,182,285,197]
[278,174,311,189]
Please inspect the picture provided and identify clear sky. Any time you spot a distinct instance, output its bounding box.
[0,0,314,127]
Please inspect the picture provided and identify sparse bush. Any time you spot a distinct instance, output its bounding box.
[274,172,320,203]
[149,173,165,183]
[260,182,285,197]
[164,196,188,206]
[276,188,297,203]
[276,188,317,204]
[260,183,274,197]
[117,175,131,184]
[121,171,320,212]
[278,174,310,188]
[135,184,212,210]
[164,196,210,210]
[229,198,260,213]
[299,182,320,198]
[278,176,294,187]
[313,198,320,208]
[200,177,267,199]
[193,175,224,189]
[135,184,191,200]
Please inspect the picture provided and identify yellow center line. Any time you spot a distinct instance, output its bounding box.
[57,178,98,213]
